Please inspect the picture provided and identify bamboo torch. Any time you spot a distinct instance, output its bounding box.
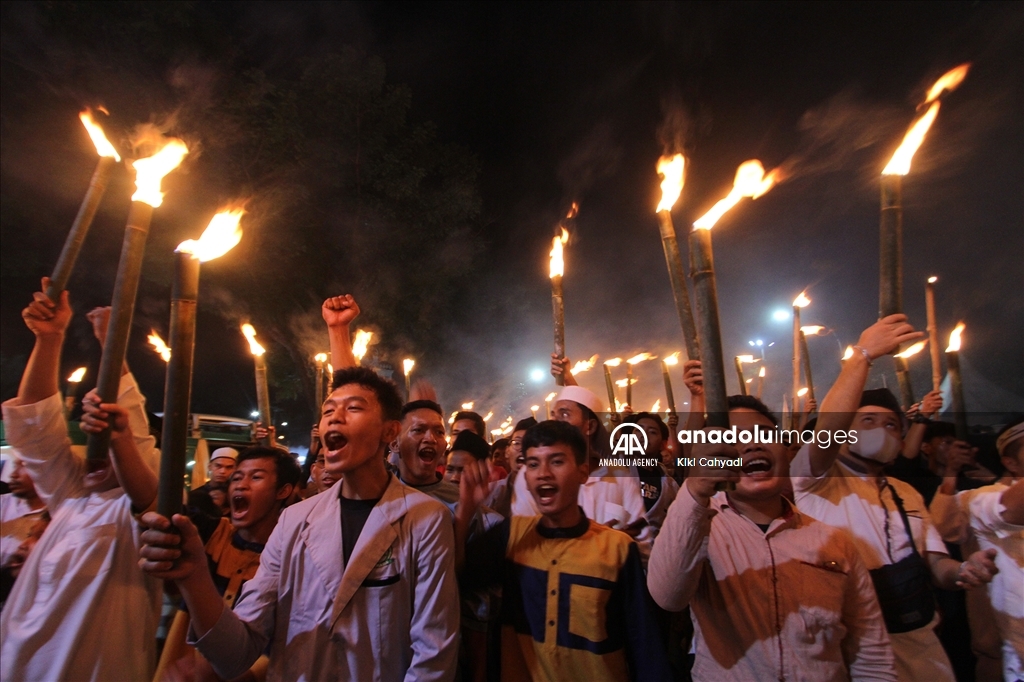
[880,64,969,318]
[661,352,680,414]
[85,137,189,463]
[791,293,810,428]
[603,358,621,412]
[544,392,556,419]
[655,155,701,360]
[241,324,272,445]
[926,277,941,391]
[799,325,824,404]
[157,209,243,519]
[945,323,967,440]
[46,110,121,302]
[735,355,755,397]
[894,340,927,410]
[691,161,779,426]
[314,353,327,408]
[403,358,415,397]
[550,227,569,385]
[756,366,766,400]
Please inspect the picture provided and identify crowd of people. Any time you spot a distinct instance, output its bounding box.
[0,281,1021,682]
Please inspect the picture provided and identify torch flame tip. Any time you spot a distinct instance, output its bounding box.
[314,352,328,363]
[67,367,88,383]
[176,208,244,261]
[240,323,266,356]
[131,138,189,207]
[928,276,938,283]
[662,352,681,366]
[946,322,965,352]
[656,154,686,213]
[626,352,654,365]
[604,358,623,367]
[147,331,171,362]
[895,340,928,358]
[793,292,811,308]
[79,109,121,161]
[693,159,778,230]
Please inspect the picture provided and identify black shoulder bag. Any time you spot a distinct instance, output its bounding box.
[867,483,936,634]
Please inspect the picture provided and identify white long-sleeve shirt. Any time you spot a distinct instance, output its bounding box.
[0,491,46,566]
[648,489,896,681]
[931,483,1024,681]
[0,374,162,682]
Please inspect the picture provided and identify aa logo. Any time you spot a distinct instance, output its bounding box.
[610,422,648,456]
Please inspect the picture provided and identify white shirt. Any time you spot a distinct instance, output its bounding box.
[648,490,896,681]
[0,375,162,682]
[932,483,1024,680]
[791,445,953,682]
[0,492,46,567]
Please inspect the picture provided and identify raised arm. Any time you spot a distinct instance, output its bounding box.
[322,295,360,370]
[80,392,157,510]
[15,278,71,406]
[807,315,922,477]
[901,390,943,460]
[551,354,578,387]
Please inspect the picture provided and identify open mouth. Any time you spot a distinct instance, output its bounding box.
[231,494,251,516]
[323,431,348,452]
[417,447,438,465]
[535,484,559,505]
[741,457,773,476]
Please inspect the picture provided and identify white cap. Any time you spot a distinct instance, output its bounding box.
[555,386,605,415]
[210,447,239,463]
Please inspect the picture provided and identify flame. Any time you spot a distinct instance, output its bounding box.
[662,352,680,366]
[403,358,415,374]
[79,110,120,161]
[925,63,970,104]
[148,331,171,362]
[549,228,569,279]
[626,352,654,365]
[882,102,939,176]
[745,378,753,384]
[449,411,457,425]
[570,354,599,375]
[177,208,244,262]
[131,138,189,207]
[327,363,334,374]
[67,367,87,383]
[793,292,811,308]
[693,160,779,230]
[895,340,928,358]
[351,329,374,362]
[314,352,328,363]
[928,276,938,284]
[615,378,638,388]
[614,398,624,413]
[482,411,493,422]
[545,392,557,402]
[650,399,661,412]
[656,154,686,213]
[843,346,854,360]
[736,354,756,364]
[240,324,266,356]
[604,358,623,367]
[946,322,965,352]
[530,405,540,412]
[491,428,503,436]
[566,202,579,219]
[797,387,809,397]
[800,325,825,335]
[758,366,766,378]
[461,402,475,410]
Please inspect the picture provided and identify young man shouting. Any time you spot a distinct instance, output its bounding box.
[456,420,672,682]
[140,367,459,681]
[648,396,896,681]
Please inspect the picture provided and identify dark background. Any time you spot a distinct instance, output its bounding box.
[2,2,1022,448]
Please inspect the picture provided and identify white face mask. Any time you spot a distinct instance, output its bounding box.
[850,427,901,464]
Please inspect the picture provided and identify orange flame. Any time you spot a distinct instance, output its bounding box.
[177,208,244,262]
[656,154,686,213]
[615,378,638,387]
[693,160,779,230]
[482,411,493,422]
[79,110,120,161]
[883,64,970,176]
[800,325,825,335]
[650,399,661,412]
[461,402,475,410]
[895,340,928,358]
[604,357,623,367]
[928,276,938,284]
[566,202,579,219]
[793,292,811,308]
[626,352,654,365]
[545,392,557,402]
[736,354,757,364]
[148,331,171,362]
[352,329,374,362]
[797,387,809,397]
[240,324,266,356]
[403,358,415,374]
[67,367,87,383]
[131,138,189,207]
[662,352,680,366]
[758,366,766,378]
[946,322,965,352]
[549,228,569,279]
[314,352,327,363]
[570,354,599,375]
[843,346,854,360]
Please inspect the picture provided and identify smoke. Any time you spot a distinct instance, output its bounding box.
[556,121,622,200]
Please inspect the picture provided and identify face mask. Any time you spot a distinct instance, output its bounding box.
[850,427,901,464]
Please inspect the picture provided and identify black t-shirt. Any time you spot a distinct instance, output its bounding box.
[340,495,381,566]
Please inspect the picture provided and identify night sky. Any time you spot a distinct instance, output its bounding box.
[2,2,1022,446]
